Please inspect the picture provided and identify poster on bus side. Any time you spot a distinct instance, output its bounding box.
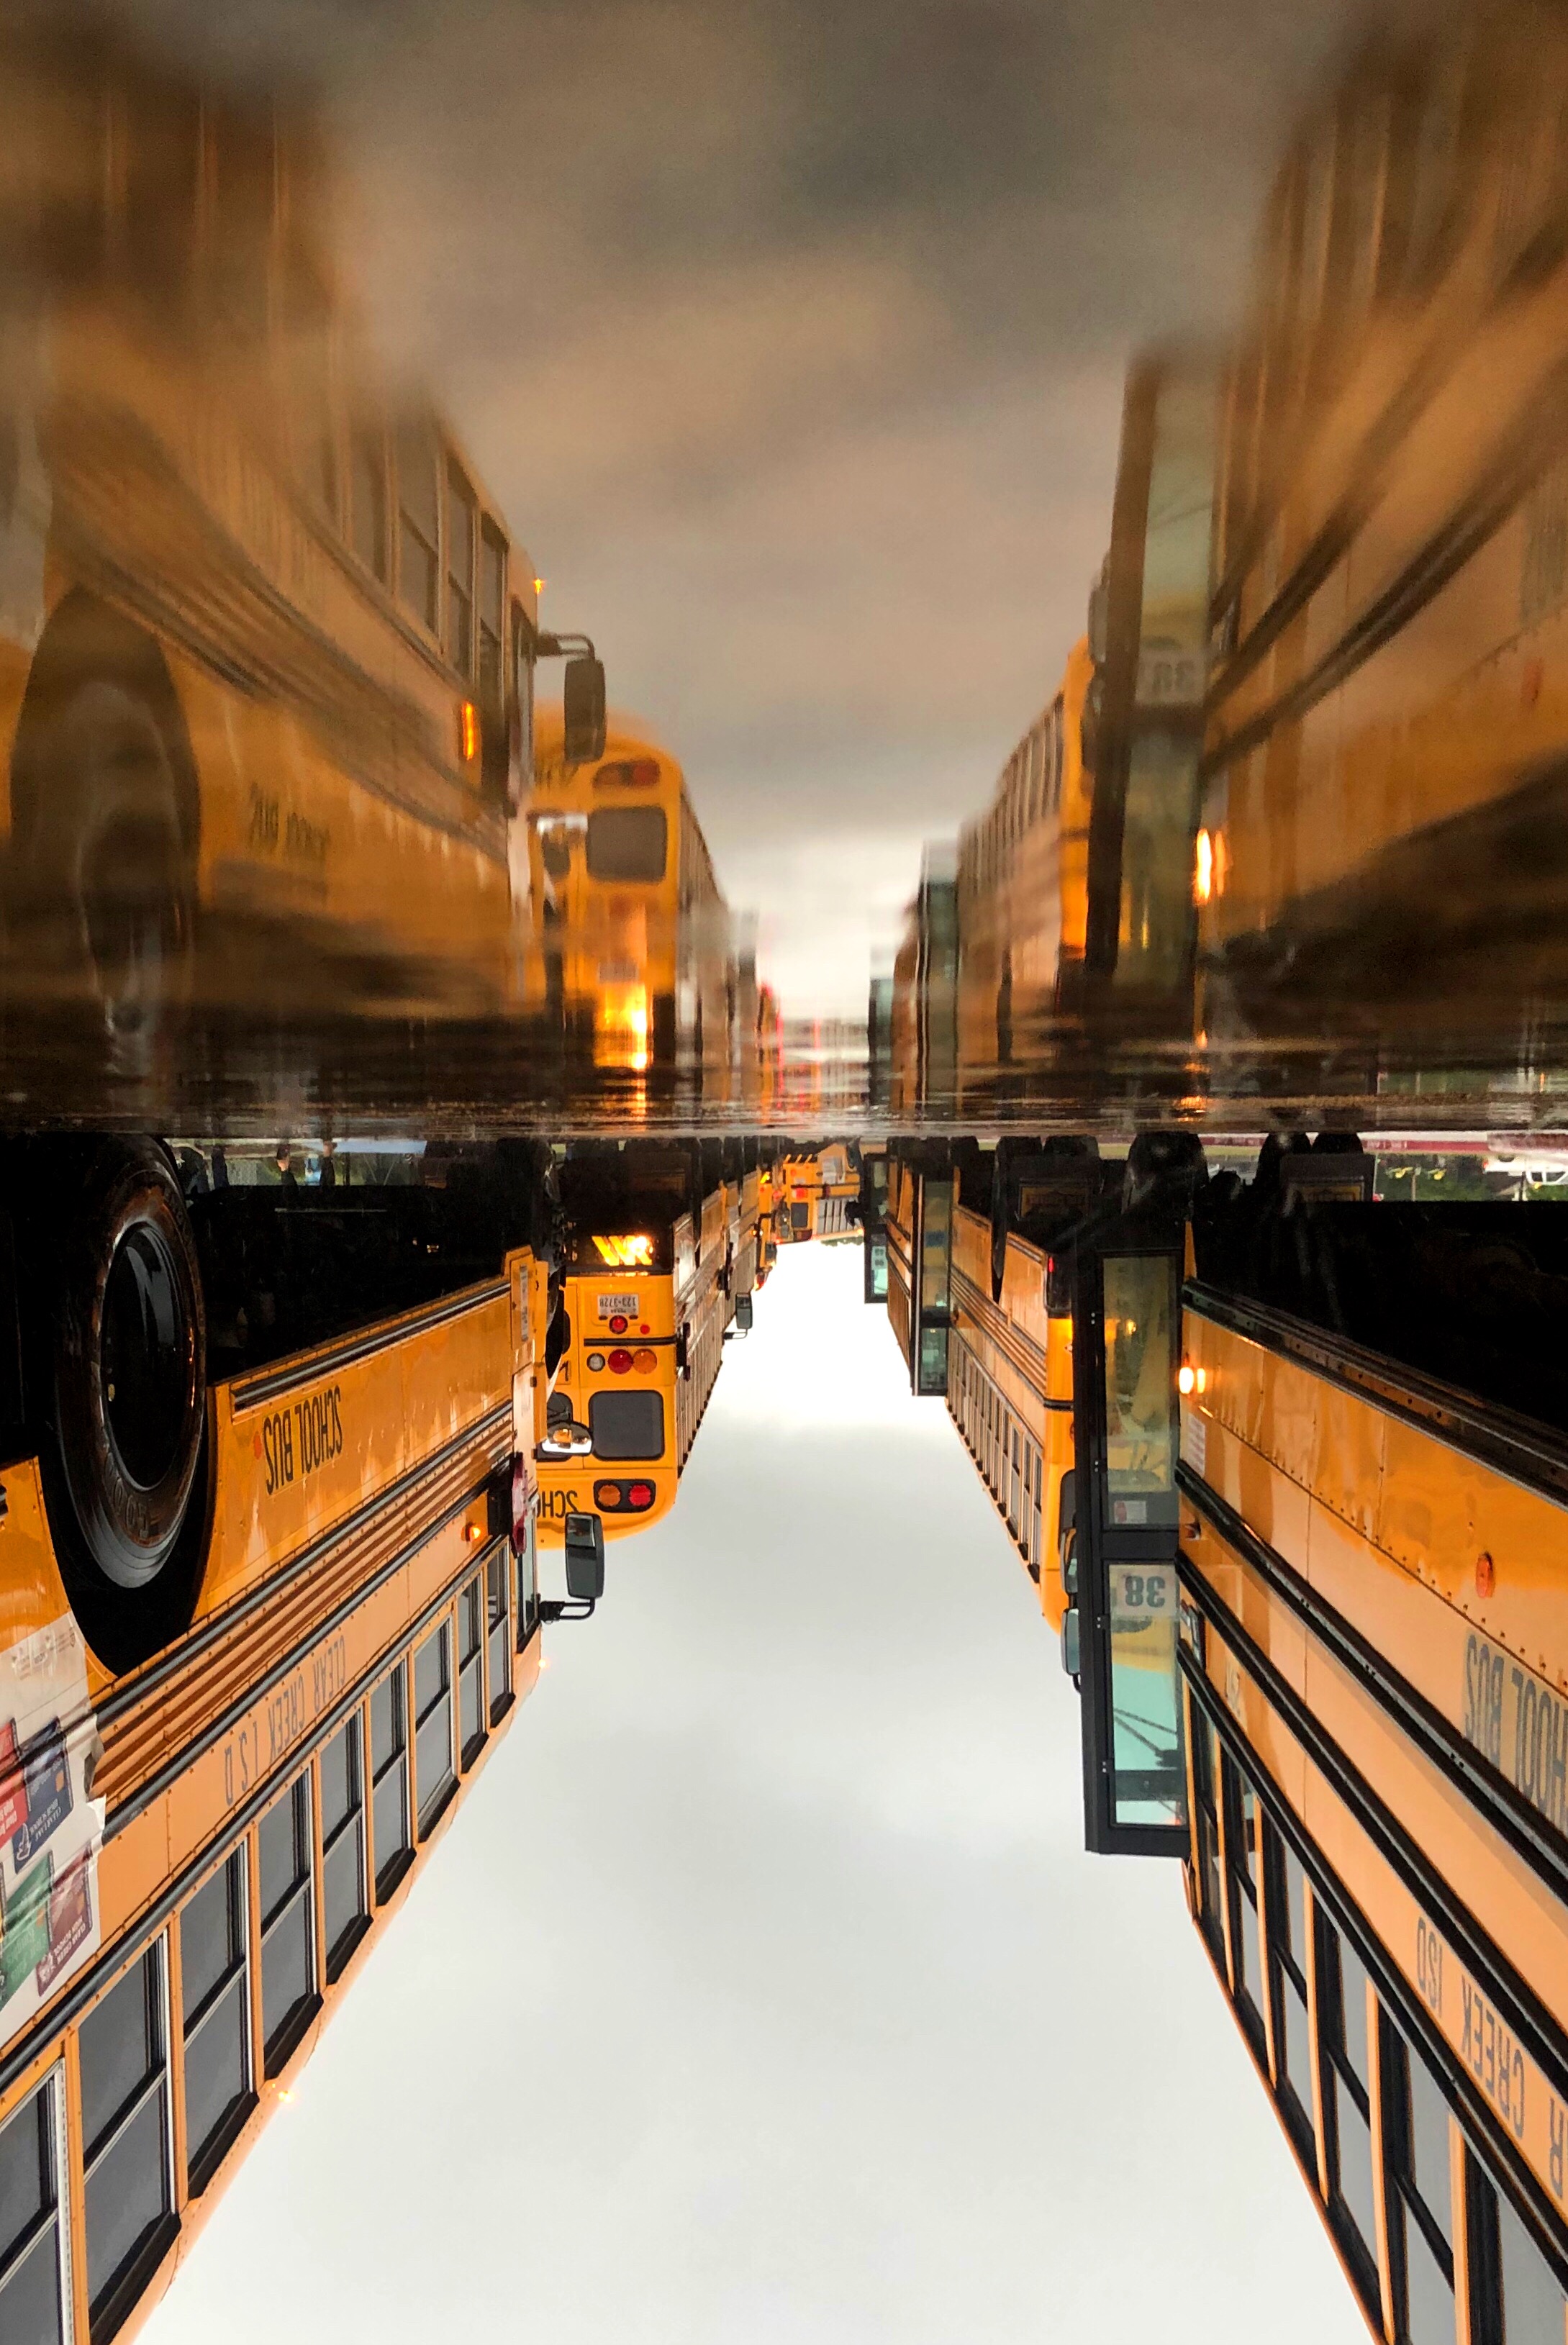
[0,1613,104,2046]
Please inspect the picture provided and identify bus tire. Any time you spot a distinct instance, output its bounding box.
[12,650,196,1052]
[33,1138,207,1646]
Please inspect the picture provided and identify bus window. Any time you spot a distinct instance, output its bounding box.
[0,2072,67,2340]
[1495,2187,1568,2339]
[180,1849,250,2192]
[414,1623,455,1833]
[258,1775,315,2074]
[586,805,668,884]
[294,340,337,520]
[590,1389,665,1459]
[396,425,440,631]
[1320,1923,1380,2307]
[80,1943,174,2328]
[320,1715,368,1984]
[512,604,536,797]
[1100,1253,1177,1522]
[1382,2023,1454,2345]
[445,461,476,676]
[371,1664,410,1900]
[479,521,506,705]
[486,1545,512,1721]
[350,427,388,582]
[458,1576,485,1764]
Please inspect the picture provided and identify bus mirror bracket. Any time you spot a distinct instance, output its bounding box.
[540,1511,605,1623]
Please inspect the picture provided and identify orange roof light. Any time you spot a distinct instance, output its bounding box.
[1177,1362,1196,1395]
[459,700,481,763]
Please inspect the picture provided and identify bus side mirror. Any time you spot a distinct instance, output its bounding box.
[564,1512,605,1602]
[540,1510,605,1623]
[563,655,606,766]
[1060,1607,1081,1686]
[735,1294,753,1331]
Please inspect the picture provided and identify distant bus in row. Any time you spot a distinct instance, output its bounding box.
[535,1139,776,1546]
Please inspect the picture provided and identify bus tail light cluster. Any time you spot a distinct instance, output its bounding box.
[595,1346,659,1376]
[594,1479,656,1512]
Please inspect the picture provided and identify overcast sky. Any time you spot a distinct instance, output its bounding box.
[145,1243,1361,2345]
[116,0,1385,1011]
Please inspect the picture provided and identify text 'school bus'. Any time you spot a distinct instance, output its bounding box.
[1195,0,1568,1034]
[1052,1128,1568,2341]
[535,1141,762,1546]
[882,1140,1099,1630]
[0,17,603,1041]
[0,1135,562,2345]
[522,715,736,1088]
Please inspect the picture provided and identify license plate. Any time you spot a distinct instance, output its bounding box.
[596,1293,640,1317]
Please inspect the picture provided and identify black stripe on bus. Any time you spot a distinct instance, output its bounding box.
[1200,341,1568,784]
[230,1280,510,1413]
[1185,1280,1568,1509]
[105,1483,499,1839]
[1179,1462,1568,1915]
[1181,1645,1568,2287]
[1176,1554,1568,2251]
[0,1531,524,2109]
[99,1401,512,1728]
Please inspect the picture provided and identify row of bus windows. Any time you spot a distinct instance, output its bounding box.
[950,1339,1043,1579]
[961,699,1069,902]
[325,420,512,702]
[0,1545,521,2345]
[1190,1707,1568,2345]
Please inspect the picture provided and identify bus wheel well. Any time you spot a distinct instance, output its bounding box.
[10,589,201,866]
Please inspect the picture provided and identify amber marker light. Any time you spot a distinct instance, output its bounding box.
[633,1347,657,1373]
[1177,1363,1197,1395]
[1193,828,1214,905]
[464,1520,484,1544]
[459,700,480,763]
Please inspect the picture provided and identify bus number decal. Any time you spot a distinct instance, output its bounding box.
[539,1488,581,1521]
[261,1384,345,1497]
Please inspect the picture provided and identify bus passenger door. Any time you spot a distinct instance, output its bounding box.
[1065,1175,1189,1856]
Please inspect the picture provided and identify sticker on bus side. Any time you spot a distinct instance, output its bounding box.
[595,1294,640,1318]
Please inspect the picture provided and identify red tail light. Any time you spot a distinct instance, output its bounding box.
[608,1348,633,1374]
[627,1482,654,1510]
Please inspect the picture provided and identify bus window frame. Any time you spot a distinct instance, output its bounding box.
[0,2064,71,2340]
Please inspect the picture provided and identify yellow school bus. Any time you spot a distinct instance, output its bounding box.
[522,714,734,1087]
[1046,1125,1568,2336]
[884,1140,1098,1625]
[953,635,1099,1063]
[0,1133,561,2344]
[0,18,602,1046]
[774,1144,860,1245]
[1196,0,1568,1033]
[535,1142,758,1546]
